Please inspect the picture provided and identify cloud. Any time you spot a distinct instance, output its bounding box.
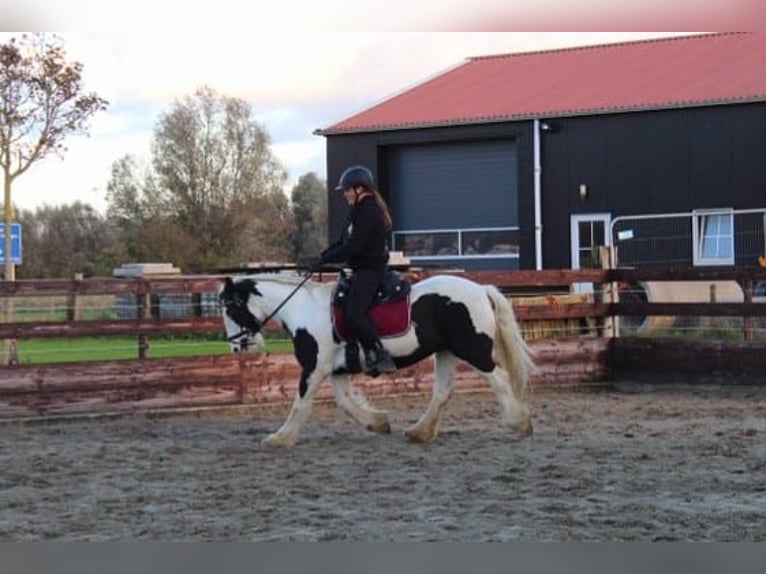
[5,31,708,214]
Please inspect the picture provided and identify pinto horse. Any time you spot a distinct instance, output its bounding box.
[219,272,534,447]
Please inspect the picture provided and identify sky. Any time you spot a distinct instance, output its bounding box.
[2,1,755,215]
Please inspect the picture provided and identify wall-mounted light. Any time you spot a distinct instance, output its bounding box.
[540,121,558,133]
[579,183,588,200]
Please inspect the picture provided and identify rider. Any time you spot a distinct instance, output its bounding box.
[316,165,397,377]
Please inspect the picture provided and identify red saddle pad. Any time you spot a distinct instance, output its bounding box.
[332,294,411,342]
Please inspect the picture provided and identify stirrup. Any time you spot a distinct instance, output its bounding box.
[365,347,396,378]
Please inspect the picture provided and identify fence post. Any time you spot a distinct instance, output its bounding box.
[2,289,16,366]
[5,338,18,365]
[192,292,203,317]
[67,273,83,322]
[113,263,184,359]
[742,273,754,341]
[598,245,618,337]
[136,280,150,359]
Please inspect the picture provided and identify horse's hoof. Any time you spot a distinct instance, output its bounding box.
[404,427,434,443]
[513,419,534,437]
[367,421,391,434]
[261,434,294,448]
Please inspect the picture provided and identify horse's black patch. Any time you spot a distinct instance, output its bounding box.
[293,328,318,398]
[221,277,261,304]
[220,278,263,335]
[396,293,495,372]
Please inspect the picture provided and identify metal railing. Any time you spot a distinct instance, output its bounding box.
[610,208,766,269]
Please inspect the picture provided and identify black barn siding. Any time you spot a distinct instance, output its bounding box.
[325,101,766,270]
[540,102,766,269]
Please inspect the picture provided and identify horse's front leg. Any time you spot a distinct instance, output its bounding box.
[262,331,330,448]
[262,366,327,448]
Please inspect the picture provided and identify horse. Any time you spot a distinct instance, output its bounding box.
[218,271,534,447]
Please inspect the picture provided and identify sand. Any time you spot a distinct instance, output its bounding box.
[1,383,765,541]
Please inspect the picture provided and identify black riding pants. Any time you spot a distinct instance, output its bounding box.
[345,267,386,351]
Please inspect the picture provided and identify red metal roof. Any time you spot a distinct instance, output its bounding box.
[319,33,766,134]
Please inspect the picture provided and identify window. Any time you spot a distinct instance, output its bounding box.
[693,209,734,266]
[461,229,519,256]
[575,218,607,269]
[395,231,459,257]
[393,227,519,261]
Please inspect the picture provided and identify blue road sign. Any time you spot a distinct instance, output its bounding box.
[0,222,22,264]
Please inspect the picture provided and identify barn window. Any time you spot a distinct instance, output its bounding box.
[462,229,520,256]
[693,209,734,266]
[394,231,459,257]
[392,227,519,261]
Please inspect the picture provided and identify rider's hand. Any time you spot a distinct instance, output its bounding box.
[298,256,323,274]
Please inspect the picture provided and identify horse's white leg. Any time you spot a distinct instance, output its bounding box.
[330,374,391,434]
[262,370,326,448]
[481,366,533,436]
[405,352,456,443]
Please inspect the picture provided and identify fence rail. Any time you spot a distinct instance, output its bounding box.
[2,267,766,421]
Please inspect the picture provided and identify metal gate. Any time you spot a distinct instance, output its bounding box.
[608,208,766,335]
[610,208,766,269]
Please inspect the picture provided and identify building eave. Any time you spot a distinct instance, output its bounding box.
[315,95,766,137]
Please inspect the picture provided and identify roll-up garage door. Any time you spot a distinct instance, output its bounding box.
[388,139,517,230]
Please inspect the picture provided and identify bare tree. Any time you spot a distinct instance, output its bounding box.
[0,33,108,281]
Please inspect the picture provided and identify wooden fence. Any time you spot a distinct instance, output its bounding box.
[610,266,766,383]
[1,267,765,420]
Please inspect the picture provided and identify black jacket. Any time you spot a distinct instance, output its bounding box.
[320,195,389,270]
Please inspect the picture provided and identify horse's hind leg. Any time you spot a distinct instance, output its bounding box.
[405,352,457,443]
[481,366,533,436]
[330,373,391,434]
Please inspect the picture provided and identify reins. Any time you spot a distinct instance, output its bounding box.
[259,272,314,328]
[226,272,314,341]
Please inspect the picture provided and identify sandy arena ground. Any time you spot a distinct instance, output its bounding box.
[1,383,765,541]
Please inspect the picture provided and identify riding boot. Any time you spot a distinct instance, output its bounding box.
[364,343,396,378]
[344,339,363,374]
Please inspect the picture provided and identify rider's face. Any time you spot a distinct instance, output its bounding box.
[343,186,358,205]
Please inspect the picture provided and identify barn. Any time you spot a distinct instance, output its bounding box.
[315,33,766,272]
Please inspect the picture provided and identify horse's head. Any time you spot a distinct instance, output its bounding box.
[218,277,266,353]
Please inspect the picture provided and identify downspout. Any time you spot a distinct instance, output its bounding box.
[533,119,543,270]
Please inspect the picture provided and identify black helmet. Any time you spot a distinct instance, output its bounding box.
[334,165,376,191]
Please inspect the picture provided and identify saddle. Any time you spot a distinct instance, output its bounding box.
[331,270,412,344]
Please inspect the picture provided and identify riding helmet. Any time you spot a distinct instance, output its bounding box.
[334,165,376,191]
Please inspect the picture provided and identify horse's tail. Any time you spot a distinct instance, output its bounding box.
[485,285,534,398]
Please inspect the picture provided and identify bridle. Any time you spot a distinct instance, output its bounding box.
[222,272,314,344]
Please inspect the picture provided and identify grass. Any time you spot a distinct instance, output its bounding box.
[13,336,294,365]
[4,295,118,323]
[3,295,296,364]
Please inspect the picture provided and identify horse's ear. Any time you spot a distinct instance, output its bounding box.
[219,277,234,295]
[241,278,259,295]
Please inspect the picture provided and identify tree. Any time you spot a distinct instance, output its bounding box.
[146,86,293,270]
[17,202,121,279]
[106,154,150,260]
[290,171,328,262]
[0,33,108,281]
[106,154,145,225]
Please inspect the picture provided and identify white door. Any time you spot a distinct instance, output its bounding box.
[570,213,611,293]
